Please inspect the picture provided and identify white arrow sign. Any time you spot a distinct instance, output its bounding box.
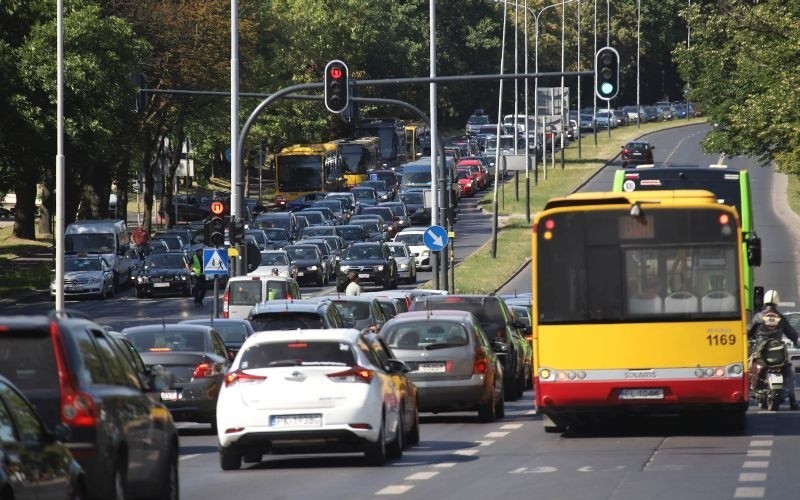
[426,229,444,248]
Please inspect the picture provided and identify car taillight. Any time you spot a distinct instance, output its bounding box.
[474,350,489,375]
[222,289,229,318]
[224,370,266,387]
[622,149,630,155]
[327,365,374,384]
[192,362,215,379]
[61,391,99,427]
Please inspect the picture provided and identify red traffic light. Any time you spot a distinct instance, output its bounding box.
[329,67,343,80]
[210,201,225,216]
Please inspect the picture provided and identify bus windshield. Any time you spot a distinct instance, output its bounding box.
[340,144,367,174]
[537,208,741,323]
[277,155,322,191]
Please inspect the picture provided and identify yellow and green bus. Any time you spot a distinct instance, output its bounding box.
[532,190,760,432]
[273,142,345,208]
[612,165,760,313]
[333,137,381,188]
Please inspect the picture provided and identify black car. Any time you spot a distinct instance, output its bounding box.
[179,318,256,358]
[284,243,327,286]
[337,242,398,291]
[0,375,86,500]
[335,224,367,247]
[134,252,193,298]
[621,141,655,167]
[247,299,346,330]
[302,238,340,281]
[350,186,380,208]
[261,227,293,248]
[0,313,180,500]
[121,324,232,431]
[399,191,430,225]
[409,295,529,401]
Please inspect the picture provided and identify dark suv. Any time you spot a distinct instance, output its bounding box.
[621,141,655,168]
[409,295,529,401]
[0,313,179,500]
[248,299,346,331]
[337,242,398,291]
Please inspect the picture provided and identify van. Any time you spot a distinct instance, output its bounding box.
[65,219,132,290]
[222,275,302,320]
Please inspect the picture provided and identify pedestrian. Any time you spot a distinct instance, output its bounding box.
[190,249,206,305]
[345,271,361,296]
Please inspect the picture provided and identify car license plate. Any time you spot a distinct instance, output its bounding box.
[160,390,178,402]
[297,272,304,276]
[767,373,783,384]
[270,414,322,428]
[358,273,370,279]
[153,282,170,288]
[417,362,446,373]
[619,388,663,400]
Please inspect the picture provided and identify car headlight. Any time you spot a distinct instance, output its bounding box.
[88,277,100,284]
[180,275,188,280]
[279,271,289,277]
[399,263,408,270]
[308,265,318,271]
[339,265,350,272]
[374,265,385,271]
[421,250,430,257]
[137,275,150,283]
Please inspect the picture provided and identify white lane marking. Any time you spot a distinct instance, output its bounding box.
[476,440,496,447]
[525,409,537,415]
[508,466,558,474]
[179,454,200,461]
[432,462,457,468]
[739,473,767,482]
[734,487,765,498]
[453,448,479,456]
[749,440,773,447]
[484,431,510,438]
[742,461,769,469]
[376,485,414,495]
[500,423,523,430]
[405,471,439,481]
[746,449,772,458]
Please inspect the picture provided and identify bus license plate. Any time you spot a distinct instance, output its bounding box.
[153,282,170,288]
[417,362,446,373]
[767,373,783,385]
[270,414,322,428]
[619,388,663,400]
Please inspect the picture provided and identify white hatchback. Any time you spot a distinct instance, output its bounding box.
[216,328,405,470]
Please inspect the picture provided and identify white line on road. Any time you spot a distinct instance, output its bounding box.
[734,487,765,498]
[738,473,767,482]
[453,448,479,456]
[179,454,200,461]
[405,471,439,481]
[742,461,769,469]
[432,462,457,468]
[375,485,414,495]
[500,423,523,430]
[749,440,773,447]
[484,431,510,438]
[746,449,772,458]
[476,440,496,447]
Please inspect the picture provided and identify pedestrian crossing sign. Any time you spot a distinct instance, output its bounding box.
[203,248,228,276]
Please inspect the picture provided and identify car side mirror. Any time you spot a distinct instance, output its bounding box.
[491,339,509,355]
[386,358,411,373]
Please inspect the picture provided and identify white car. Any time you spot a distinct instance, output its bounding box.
[393,227,431,270]
[386,241,417,284]
[249,249,297,280]
[216,328,405,470]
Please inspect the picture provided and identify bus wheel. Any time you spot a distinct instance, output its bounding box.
[543,414,567,434]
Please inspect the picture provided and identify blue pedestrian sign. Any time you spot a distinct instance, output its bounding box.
[203,248,229,276]
[423,225,449,252]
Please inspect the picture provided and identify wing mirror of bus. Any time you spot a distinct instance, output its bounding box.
[747,235,762,267]
[754,286,765,311]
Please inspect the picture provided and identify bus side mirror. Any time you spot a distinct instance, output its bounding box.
[754,286,764,311]
[747,235,761,267]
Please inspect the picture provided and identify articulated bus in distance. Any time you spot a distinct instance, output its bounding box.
[273,142,345,208]
[355,118,406,168]
[404,123,430,160]
[333,137,381,188]
[612,165,760,314]
[532,190,761,433]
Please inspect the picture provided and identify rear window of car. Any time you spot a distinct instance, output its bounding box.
[384,321,470,350]
[125,329,207,352]
[207,324,250,344]
[412,297,503,324]
[239,341,355,368]
[228,281,263,305]
[331,301,372,321]
[627,143,649,152]
[0,329,59,391]
[395,232,424,245]
[250,312,327,331]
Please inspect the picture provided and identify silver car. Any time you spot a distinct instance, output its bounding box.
[51,255,115,299]
[250,250,297,280]
[386,241,417,284]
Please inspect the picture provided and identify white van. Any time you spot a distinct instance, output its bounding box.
[222,275,302,319]
[65,219,132,290]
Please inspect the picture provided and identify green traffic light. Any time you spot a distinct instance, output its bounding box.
[600,82,615,96]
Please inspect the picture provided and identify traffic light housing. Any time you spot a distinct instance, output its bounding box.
[209,216,226,247]
[324,60,349,114]
[595,46,620,101]
[229,217,246,246]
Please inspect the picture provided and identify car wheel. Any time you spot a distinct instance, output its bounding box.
[155,444,179,500]
[219,446,242,471]
[504,373,518,402]
[336,282,347,293]
[135,287,145,299]
[364,413,387,466]
[387,407,404,459]
[316,273,324,287]
[69,481,87,500]
[383,277,391,290]
[478,387,497,422]
[106,284,115,299]
[242,453,262,464]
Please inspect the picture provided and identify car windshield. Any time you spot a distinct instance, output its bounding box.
[239,341,355,368]
[468,115,489,125]
[336,226,363,239]
[260,253,289,266]
[400,193,423,204]
[146,253,187,268]
[286,247,318,260]
[395,232,424,245]
[125,329,207,352]
[388,245,408,257]
[384,321,470,350]
[344,246,382,260]
[416,298,503,325]
[262,228,290,240]
[352,189,375,199]
[65,258,102,272]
